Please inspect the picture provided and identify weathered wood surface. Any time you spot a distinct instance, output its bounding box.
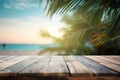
[0,55,119,80]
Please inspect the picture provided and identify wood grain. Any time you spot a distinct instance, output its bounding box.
[1,56,38,73]
[19,56,50,74]
[95,56,120,65]
[105,56,120,61]
[85,56,120,73]
[75,56,118,76]
[39,56,69,76]
[0,55,119,79]
[0,56,16,63]
[0,56,30,70]
[64,56,92,76]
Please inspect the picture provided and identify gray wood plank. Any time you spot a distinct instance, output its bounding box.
[104,56,120,63]
[85,56,120,73]
[95,56,120,65]
[39,56,69,76]
[64,56,93,76]
[0,56,30,70]
[19,56,51,76]
[0,56,16,63]
[74,56,118,76]
[0,56,39,77]
[0,56,9,59]
[104,55,120,61]
[1,56,38,72]
[0,56,119,77]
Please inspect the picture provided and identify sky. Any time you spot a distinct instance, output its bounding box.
[0,0,66,44]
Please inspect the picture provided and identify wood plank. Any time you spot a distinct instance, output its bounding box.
[39,56,69,76]
[0,56,39,77]
[0,55,9,59]
[86,56,120,65]
[0,55,119,78]
[64,56,93,76]
[1,56,38,72]
[74,56,118,76]
[0,56,30,70]
[85,56,120,73]
[0,56,16,63]
[104,56,120,63]
[19,56,51,76]
[95,56,120,65]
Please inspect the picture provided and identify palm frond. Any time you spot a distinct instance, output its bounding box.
[39,0,120,55]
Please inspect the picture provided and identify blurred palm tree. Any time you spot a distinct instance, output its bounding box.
[60,15,95,54]
[40,29,66,54]
[40,0,120,55]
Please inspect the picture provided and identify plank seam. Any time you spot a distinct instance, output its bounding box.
[63,56,71,76]
[85,56,120,75]
[75,56,118,76]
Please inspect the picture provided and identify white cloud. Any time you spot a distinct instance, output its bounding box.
[4,0,39,9]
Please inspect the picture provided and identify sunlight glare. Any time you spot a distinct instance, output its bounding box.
[42,15,66,38]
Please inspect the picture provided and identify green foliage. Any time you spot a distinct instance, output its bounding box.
[40,29,51,38]
[40,0,120,55]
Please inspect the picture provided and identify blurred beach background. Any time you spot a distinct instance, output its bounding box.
[0,0,119,55]
[0,44,59,55]
[0,0,64,55]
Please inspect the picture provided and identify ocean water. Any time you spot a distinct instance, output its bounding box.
[0,44,58,51]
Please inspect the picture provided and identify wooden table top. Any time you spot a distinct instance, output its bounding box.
[0,55,119,77]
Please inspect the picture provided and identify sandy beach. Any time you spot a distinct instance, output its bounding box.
[0,50,41,55]
[0,50,59,55]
